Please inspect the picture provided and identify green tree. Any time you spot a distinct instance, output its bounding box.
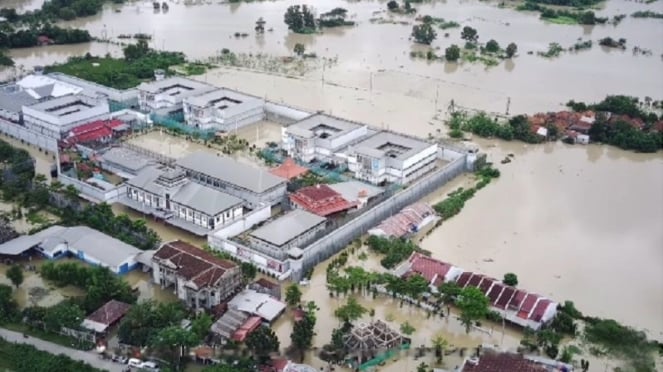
[460,26,478,43]
[6,265,23,289]
[404,274,429,299]
[123,39,150,61]
[411,23,437,45]
[0,284,18,324]
[44,301,85,332]
[400,321,416,336]
[387,0,399,11]
[149,325,198,368]
[416,362,429,372]
[445,44,461,61]
[118,301,186,347]
[432,335,448,364]
[284,5,316,33]
[291,306,317,362]
[505,42,518,58]
[293,43,306,56]
[255,17,266,34]
[285,284,302,306]
[240,262,257,281]
[503,272,518,286]
[190,313,213,341]
[456,287,490,333]
[438,281,461,304]
[246,326,280,360]
[334,297,367,322]
[485,39,500,53]
[579,11,596,25]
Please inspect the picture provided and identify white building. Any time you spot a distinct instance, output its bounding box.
[22,94,110,139]
[123,165,244,235]
[137,77,215,112]
[176,152,287,208]
[183,88,265,131]
[282,113,369,163]
[347,131,437,185]
[0,225,142,274]
[248,209,326,257]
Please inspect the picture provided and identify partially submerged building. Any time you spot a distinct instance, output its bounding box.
[183,88,265,131]
[368,202,438,238]
[393,252,463,291]
[123,165,244,235]
[152,240,243,310]
[459,346,573,372]
[0,225,142,274]
[137,77,215,112]
[455,271,557,330]
[282,113,369,163]
[248,210,326,258]
[347,131,437,185]
[176,152,287,208]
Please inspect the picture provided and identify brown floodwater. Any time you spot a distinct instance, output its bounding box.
[3,0,658,114]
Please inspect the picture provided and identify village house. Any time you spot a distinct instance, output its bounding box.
[347,131,438,185]
[122,165,244,235]
[80,300,132,336]
[151,240,243,310]
[137,76,215,113]
[392,252,463,292]
[282,113,369,163]
[176,152,287,208]
[182,88,265,131]
[289,184,356,217]
[22,94,110,139]
[368,202,438,238]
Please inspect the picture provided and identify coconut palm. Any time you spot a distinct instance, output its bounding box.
[432,335,449,364]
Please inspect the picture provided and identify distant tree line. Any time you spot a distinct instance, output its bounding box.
[0,24,91,49]
[284,5,354,34]
[521,0,603,7]
[1,0,123,23]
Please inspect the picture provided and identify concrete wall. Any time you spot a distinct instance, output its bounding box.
[207,235,291,280]
[210,203,271,239]
[0,118,58,152]
[291,153,468,281]
[59,174,126,203]
[264,102,311,125]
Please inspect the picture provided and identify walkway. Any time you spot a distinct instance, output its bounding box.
[0,328,124,372]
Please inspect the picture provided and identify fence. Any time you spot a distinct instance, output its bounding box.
[59,174,126,203]
[291,154,468,281]
[150,112,216,140]
[120,142,176,165]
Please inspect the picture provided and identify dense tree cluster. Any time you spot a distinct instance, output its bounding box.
[245,326,280,361]
[40,262,137,313]
[46,41,186,89]
[290,302,318,361]
[283,5,317,34]
[444,44,461,61]
[0,23,91,48]
[433,165,500,219]
[411,21,437,45]
[0,284,19,324]
[118,300,187,347]
[366,235,419,269]
[454,112,542,143]
[318,7,354,28]
[0,139,35,201]
[0,338,103,372]
[522,0,603,7]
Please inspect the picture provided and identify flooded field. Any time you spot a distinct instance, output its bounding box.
[1,0,658,115]
[234,120,283,148]
[0,133,55,179]
[421,140,663,341]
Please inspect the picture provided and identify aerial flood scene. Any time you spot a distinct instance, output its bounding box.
[0,0,661,371]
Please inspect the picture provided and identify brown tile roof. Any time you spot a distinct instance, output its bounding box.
[85,300,132,326]
[269,158,309,180]
[154,240,238,289]
[290,184,355,217]
[295,184,340,201]
[462,352,549,372]
[405,252,454,284]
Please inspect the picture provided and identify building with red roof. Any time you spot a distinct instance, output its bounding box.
[269,158,309,180]
[80,300,132,333]
[151,240,243,310]
[232,316,263,342]
[393,252,462,290]
[63,119,128,147]
[459,347,571,372]
[368,202,439,238]
[289,184,356,217]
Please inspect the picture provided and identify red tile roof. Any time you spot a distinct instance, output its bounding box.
[529,299,552,322]
[495,286,515,309]
[486,283,504,303]
[154,241,238,289]
[461,352,548,372]
[269,158,308,180]
[403,252,453,285]
[290,184,355,217]
[509,290,527,310]
[457,272,473,288]
[372,203,436,238]
[517,294,539,319]
[232,316,263,342]
[84,300,132,326]
[66,120,126,145]
[478,277,496,294]
[467,274,484,288]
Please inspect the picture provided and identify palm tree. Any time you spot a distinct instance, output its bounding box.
[432,335,449,364]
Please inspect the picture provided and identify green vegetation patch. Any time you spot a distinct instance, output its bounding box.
[631,10,663,18]
[366,235,419,269]
[0,337,103,372]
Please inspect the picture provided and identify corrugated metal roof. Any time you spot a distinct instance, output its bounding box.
[170,182,242,216]
[250,209,326,248]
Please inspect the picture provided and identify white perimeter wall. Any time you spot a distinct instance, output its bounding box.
[210,203,271,239]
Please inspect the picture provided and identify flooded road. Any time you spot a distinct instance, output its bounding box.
[421,140,663,341]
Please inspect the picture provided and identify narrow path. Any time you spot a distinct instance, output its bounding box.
[0,328,125,372]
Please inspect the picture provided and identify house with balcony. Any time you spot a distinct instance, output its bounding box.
[152,240,243,310]
[137,77,215,113]
[182,88,265,131]
[347,131,437,185]
[122,165,244,236]
[282,113,369,163]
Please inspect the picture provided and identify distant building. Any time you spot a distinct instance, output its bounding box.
[289,184,355,217]
[152,240,243,310]
[368,202,438,238]
[137,77,215,112]
[459,346,573,372]
[248,209,326,258]
[0,225,142,274]
[22,94,110,139]
[123,165,244,235]
[455,271,557,330]
[176,152,287,208]
[282,113,369,163]
[347,131,437,185]
[182,88,265,131]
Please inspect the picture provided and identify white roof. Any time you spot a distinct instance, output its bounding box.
[80,319,108,333]
[228,289,286,322]
[17,75,83,98]
[536,126,548,137]
[250,210,326,248]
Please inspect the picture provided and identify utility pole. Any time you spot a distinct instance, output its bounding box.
[506,97,511,116]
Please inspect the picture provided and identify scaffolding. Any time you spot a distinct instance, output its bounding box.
[342,320,406,370]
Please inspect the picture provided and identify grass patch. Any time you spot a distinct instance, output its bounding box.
[544,15,578,24]
[25,210,50,225]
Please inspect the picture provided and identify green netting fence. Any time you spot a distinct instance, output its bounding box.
[358,344,410,371]
[150,113,216,141]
